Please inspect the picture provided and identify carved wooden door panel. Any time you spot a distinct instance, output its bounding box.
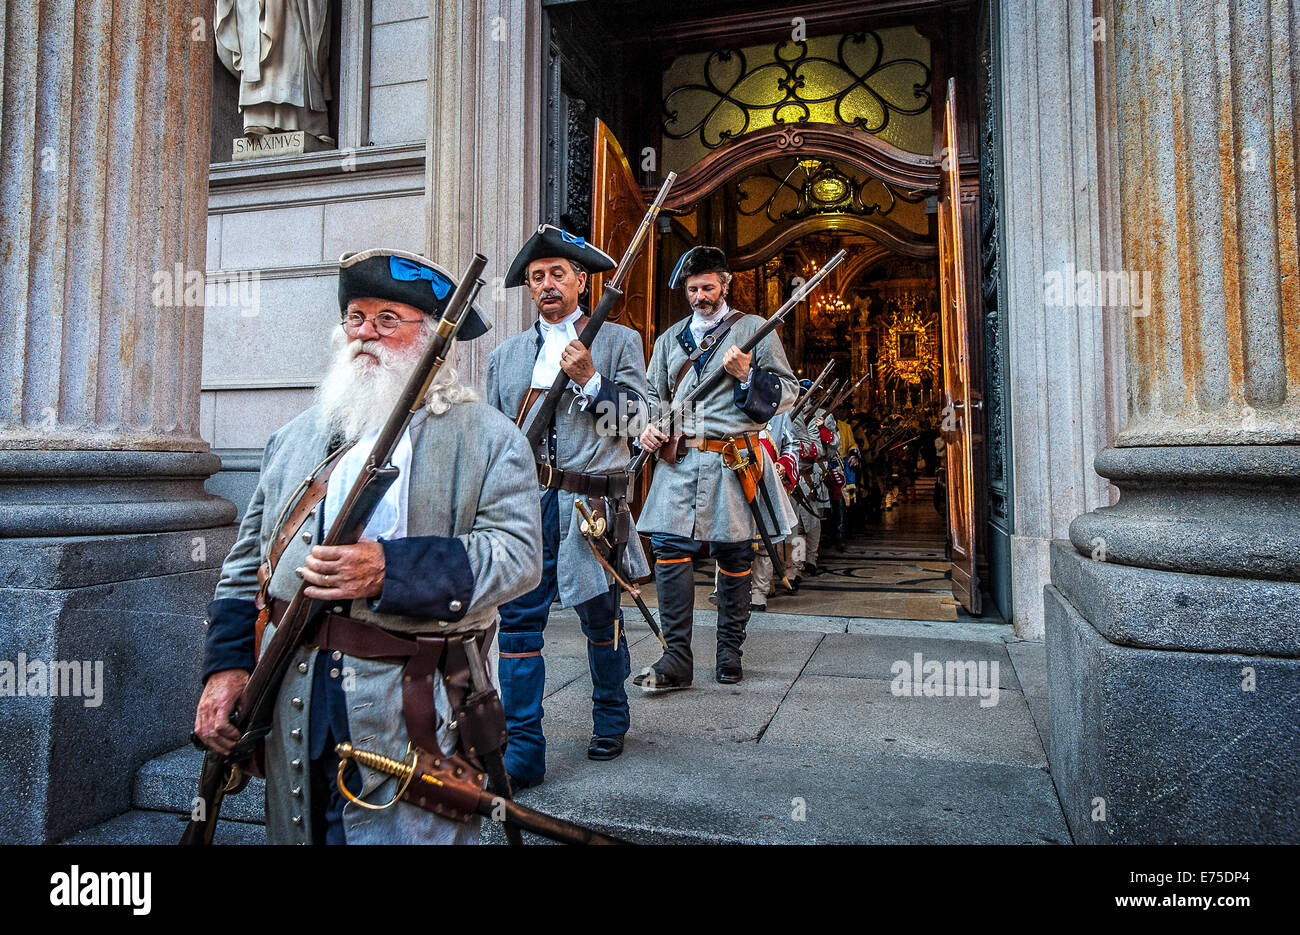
[590,118,657,509]
[938,78,982,614]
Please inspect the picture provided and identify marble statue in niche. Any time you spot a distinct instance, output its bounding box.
[215,0,334,145]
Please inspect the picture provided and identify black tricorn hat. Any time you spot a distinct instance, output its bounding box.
[668,245,729,289]
[338,249,491,340]
[504,224,616,288]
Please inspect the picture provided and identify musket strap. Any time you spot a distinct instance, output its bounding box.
[671,310,744,395]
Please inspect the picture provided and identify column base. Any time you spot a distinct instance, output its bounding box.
[1045,544,1300,844]
[0,526,237,843]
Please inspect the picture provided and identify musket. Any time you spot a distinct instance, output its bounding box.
[523,172,676,451]
[787,359,835,425]
[181,254,489,846]
[803,378,840,424]
[628,249,847,480]
[812,370,871,430]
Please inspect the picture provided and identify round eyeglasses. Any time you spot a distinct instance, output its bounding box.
[341,310,423,336]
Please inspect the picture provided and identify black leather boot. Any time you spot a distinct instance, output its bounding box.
[715,567,751,683]
[633,555,696,689]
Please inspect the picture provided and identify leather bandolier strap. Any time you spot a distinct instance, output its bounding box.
[670,310,744,395]
[253,443,354,661]
[268,598,509,823]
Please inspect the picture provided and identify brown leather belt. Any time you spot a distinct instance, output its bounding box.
[682,431,763,457]
[268,598,505,763]
[536,462,629,499]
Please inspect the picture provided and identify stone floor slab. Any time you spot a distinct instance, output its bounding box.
[541,624,824,744]
[805,632,1021,692]
[495,733,1069,844]
[761,674,1047,768]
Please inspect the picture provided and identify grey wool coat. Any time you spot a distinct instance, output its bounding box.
[638,309,800,543]
[210,399,542,845]
[484,318,651,607]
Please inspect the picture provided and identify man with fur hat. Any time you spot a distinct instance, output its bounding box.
[636,246,798,688]
[193,249,542,844]
[485,225,650,785]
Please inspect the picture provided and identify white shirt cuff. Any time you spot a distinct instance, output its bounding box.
[571,372,601,409]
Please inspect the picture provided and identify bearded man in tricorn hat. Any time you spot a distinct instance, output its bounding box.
[193,249,542,845]
[636,246,799,689]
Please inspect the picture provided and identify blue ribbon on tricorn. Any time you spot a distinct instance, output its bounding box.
[559,230,586,247]
[388,256,452,300]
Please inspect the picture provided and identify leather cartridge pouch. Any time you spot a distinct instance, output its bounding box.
[657,434,684,465]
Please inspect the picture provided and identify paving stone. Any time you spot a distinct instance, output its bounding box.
[804,632,1021,691]
[493,733,1069,844]
[543,624,824,744]
[848,615,1015,644]
[761,674,1047,768]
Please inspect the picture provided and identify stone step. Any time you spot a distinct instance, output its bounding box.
[133,745,267,823]
[61,809,266,845]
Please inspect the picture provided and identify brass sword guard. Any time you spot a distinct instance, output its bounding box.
[334,741,420,811]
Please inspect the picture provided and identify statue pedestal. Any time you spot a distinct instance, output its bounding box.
[232,131,331,161]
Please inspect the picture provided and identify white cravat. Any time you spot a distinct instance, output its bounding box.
[323,426,413,541]
[689,300,730,346]
[532,308,601,405]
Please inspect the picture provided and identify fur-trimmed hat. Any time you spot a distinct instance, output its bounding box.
[337,249,490,340]
[668,245,729,288]
[504,224,616,288]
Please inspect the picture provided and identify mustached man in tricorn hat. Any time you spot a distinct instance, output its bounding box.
[636,246,799,689]
[193,249,543,844]
[485,225,650,786]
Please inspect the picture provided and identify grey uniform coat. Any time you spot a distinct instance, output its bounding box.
[484,318,650,607]
[211,400,542,845]
[638,309,800,543]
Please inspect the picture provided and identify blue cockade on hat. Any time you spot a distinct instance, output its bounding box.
[388,255,452,299]
[559,230,586,247]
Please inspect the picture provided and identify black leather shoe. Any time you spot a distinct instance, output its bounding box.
[507,772,542,791]
[750,602,766,612]
[587,734,625,760]
[715,664,743,684]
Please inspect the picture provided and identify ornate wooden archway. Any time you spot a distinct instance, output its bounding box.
[657,122,942,212]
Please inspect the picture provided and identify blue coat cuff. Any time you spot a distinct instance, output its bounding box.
[370,535,474,620]
[733,365,783,422]
[202,597,258,682]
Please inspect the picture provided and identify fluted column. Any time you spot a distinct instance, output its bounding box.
[1113,0,1298,447]
[0,0,233,535]
[1045,0,1299,844]
[425,0,543,384]
[0,0,236,842]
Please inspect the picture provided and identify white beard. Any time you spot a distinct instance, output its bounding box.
[313,321,478,442]
[314,327,426,442]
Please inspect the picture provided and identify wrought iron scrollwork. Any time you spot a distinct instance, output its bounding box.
[662,33,931,151]
[733,157,926,223]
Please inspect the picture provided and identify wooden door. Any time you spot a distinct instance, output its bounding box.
[590,119,657,508]
[937,78,982,614]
